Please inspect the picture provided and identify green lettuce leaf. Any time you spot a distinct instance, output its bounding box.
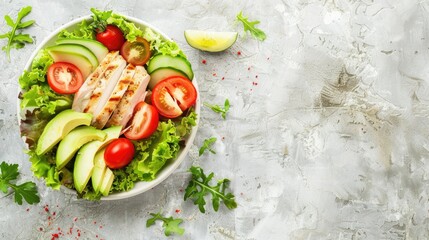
[142,28,186,58]
[57,20,94,39]
[20,84,72,118]
[27,149,61,190]
[19,49,53,90]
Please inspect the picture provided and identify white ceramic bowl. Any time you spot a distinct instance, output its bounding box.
[19,15,200,200]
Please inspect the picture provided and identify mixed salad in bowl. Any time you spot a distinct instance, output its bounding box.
[18,8,199,200]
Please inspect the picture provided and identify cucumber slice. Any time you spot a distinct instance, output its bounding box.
[56,38,108,63]
[147,54,194,80]
[47,44,98,68]
[148,67,188,89]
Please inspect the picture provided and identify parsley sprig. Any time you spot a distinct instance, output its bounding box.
[0,6,35,60]
[0,161,40,205]
[199,137,217,156]
[236,11,266,41]
[204,99,230,119]
[184,166,237,213]
[146,211,185,236]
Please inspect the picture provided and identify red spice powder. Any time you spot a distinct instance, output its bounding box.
[51,233,59,240]
[222,77,225,80]
[237,51,241,55]
[212,73,217,77]
[201,59,207,64]
[175,209,181,213]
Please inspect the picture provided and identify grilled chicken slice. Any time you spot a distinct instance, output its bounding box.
[92,64,136,129]
[83,55,127,115]
[106,66,150,128]
[72,51,119,112]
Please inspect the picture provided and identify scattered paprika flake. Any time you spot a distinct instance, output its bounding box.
[212,73,217,77]
[237,51,241,55]
[175,209,181,213]
[222,77,225,80]
[201,59,207,64]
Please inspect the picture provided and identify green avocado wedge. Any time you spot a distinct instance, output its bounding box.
[56,126,107,170]
[73,126,121,194]
[91,147,107,193]
[36,110,92,156]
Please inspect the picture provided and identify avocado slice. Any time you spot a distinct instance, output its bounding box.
[47,44,98,78]
[56,126,107,170]
[36,110,92,156]
[73,126,121,194]
[56,38,108,63]
[100,168,114,196]
[91,147,107,193]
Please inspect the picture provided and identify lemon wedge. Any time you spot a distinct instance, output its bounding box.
[184,30,238,52]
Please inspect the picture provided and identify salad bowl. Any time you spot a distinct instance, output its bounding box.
[19,11,200,200]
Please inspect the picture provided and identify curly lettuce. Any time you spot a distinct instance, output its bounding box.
[143,28,186,58]
[19,50,53,90]
[57,20,94,39]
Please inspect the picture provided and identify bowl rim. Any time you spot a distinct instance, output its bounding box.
[18,14,200,201]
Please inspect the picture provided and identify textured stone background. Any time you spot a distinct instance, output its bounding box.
[1,0,429,239]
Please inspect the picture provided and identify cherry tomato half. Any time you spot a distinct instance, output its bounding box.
[104,138,135,169]
[96,25,125,51]
[151,76,197,118]
[124,102,159,140]
[120,37,151,66]
[47,62,84,94]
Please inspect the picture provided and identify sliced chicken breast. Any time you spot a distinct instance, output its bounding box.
[106,66,150,128]
[83,55,127,115]
[72,51,119,112]
[92,64,136,129]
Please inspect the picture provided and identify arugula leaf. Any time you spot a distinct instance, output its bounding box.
[184,166,237,213]
[204,99,230,119]
[199,137,217,156]
[146,211,185,236]
[236,11,266,41]
[0,6,35,60]
[0,161,40,205]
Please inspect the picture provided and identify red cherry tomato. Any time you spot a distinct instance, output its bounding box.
[96,25,125,51]
[47,62,83,94]
[151,76,197,118]
[120,37,151,66]
[104,138,135,169]
[124,102,159,140]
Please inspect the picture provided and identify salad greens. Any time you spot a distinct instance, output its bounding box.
[146,211,185,236]
[19,8,197,199]
[0,161,40,205]
[204,99,230,119]
[184,166,237,213]
[236,11,266,41]
[0,6,35,60]
[199,137,217,156]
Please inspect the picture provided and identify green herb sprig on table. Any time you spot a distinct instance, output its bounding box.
[236,11,266,41]
[0,6,35,60]
[204,99,230,119]
[0,161,40,205]
[184,166,237,213]
[146,211,185,236]
[199,137,217,156]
